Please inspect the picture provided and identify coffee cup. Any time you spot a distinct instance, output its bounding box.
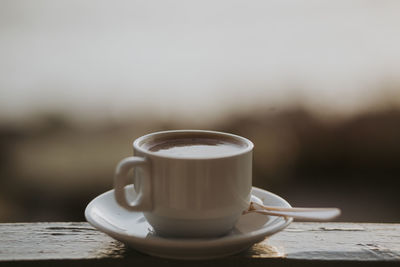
[114,130,253,238]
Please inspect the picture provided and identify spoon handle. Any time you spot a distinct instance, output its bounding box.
[246,202,341,221]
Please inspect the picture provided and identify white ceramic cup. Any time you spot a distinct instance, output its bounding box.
[114,130,253,238]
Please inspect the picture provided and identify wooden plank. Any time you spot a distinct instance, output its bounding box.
[0,222,399,266]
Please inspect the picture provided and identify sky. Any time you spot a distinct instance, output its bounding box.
[1,0,400,122]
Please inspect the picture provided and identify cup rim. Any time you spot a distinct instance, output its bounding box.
[133,129,253,160]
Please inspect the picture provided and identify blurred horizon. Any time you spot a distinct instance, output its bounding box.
[2,0,400,123]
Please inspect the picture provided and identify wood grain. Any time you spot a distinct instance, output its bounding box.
[0,222,399,266]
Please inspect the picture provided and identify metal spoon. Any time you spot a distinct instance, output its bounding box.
[245,196,341,221]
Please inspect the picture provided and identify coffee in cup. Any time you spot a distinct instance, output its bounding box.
[114,130,253,238]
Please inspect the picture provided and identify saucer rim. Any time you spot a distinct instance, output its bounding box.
[85,186,293,249]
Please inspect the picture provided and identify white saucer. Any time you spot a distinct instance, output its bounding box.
[85,186,293,260]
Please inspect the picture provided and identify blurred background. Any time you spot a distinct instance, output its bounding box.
[1,0,399,223]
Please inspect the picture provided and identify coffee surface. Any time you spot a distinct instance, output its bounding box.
[147,137,245,157]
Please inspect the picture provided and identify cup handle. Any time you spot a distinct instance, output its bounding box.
[114,156,152,211]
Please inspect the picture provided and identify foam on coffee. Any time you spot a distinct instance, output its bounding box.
[145,136,246,158]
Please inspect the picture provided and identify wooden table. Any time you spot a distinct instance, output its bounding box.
[0,222,399,266]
